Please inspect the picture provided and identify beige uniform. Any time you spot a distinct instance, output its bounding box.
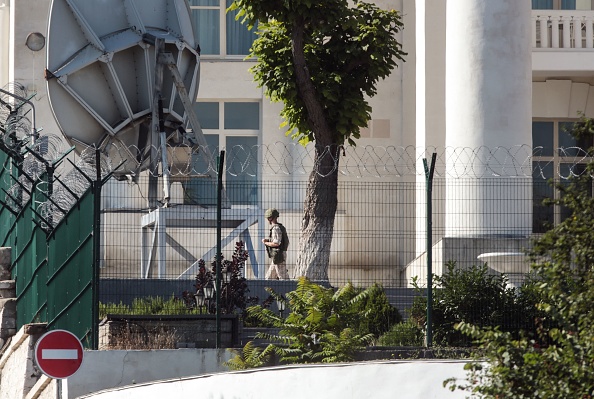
[265,224,289,280]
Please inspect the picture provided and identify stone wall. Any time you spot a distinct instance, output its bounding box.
[0,323,51,399]
[0,247,15,349]
[99,314,241,349]
[0,246,56,399]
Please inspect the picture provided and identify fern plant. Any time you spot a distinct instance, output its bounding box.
[224,341,277,370]
[246,277,375,364]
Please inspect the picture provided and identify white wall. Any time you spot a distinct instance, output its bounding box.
[64,349,233,399]
[77,360,474,399]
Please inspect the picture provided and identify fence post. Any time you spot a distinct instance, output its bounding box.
[216,150,225,349]
[423,153,437,348]
[92,148,102,349]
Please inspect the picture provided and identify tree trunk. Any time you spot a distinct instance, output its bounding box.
[290,20,340,281]
[295,144,340,281]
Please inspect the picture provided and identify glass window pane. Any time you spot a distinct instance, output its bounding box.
[194,102,219,129]
[184,134,219,206]
[561,0,577,9]
[532,0,553,9]
[533,162,554,233]
[532,121,554,156]
[558,121,593,156]
[226,0,257,55]
[224,103,259,129]
[192,9,220,55]
[189,0,219,5]
[226,136,258,205]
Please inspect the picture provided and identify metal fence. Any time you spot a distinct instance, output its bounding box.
[2,96,592,348]
[96,142,592,326]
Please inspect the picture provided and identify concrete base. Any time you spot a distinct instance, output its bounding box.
[405,236,532,287]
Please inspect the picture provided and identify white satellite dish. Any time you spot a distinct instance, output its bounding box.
[45,0,202,177]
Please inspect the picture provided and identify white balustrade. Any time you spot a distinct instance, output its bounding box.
[532,10,594,49]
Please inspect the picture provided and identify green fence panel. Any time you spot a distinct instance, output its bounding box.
[13,178,49,329]
[0,149,17,248]
[47,188,95,347]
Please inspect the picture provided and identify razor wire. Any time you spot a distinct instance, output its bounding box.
[98,141,594,179]
[3,138,594,214]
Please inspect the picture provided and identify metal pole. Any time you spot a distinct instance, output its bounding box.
[423,153,437,348]
[216,151,225,348]
[92,149,102,349]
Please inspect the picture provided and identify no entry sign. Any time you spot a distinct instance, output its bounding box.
[34,329,84,379]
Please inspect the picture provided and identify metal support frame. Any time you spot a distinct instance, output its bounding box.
[140,207,261,279]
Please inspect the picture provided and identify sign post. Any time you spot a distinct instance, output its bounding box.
[34,330,84,379]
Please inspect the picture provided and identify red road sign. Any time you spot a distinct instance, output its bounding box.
[34,330,84,379]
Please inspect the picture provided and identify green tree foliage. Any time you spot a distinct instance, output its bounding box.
[246,277,380,364]
[448,118,594,398]
[225,341,276,371]
[352,282,402,338]
[378,319,424,347]
[230,0,406,280]
[411,262,541,346]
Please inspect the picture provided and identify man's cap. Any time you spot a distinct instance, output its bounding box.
[265,208,279,218]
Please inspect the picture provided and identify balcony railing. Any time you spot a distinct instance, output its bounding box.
[532,10,594,49]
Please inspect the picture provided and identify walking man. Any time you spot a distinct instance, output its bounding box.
[262,208,289,280]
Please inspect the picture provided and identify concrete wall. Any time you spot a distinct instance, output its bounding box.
[0,324,48,399]
[64,349,233,399]
[76,360,474,399]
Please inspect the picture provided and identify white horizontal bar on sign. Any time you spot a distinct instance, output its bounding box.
[42,349,78,360]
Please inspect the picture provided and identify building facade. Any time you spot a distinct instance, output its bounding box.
[1,0,593,286]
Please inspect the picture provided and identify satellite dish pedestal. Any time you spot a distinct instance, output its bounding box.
[145,36,227,208]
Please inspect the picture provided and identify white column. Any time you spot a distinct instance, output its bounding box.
[445,0,532,237]
[415,0,447,256]
[0,1,9,87]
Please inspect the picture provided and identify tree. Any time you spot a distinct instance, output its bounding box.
[230,0,406,280]
[447,118,594,398]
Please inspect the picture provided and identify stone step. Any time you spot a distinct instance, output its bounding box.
[0,298,17,340]
[0,280,15,299]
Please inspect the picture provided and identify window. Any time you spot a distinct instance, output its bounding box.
[183,101,260,206]
[532,120,593,233]
[189,0,257,57]
[532,0,594,9]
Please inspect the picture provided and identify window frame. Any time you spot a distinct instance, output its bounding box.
[532,0,594,9]
[184,100,261,206]
[532,118,594,232]
[189,0,256,59]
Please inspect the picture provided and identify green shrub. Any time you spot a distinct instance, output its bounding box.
[246,277,376,364]
[99,301,131,319]
[378,319,424,347]
[411,261,538,347]
[224,341,276,370]
[99,295,194,319]
[352,283,402,338]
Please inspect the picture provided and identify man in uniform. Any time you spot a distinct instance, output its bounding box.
[262,208,289,280]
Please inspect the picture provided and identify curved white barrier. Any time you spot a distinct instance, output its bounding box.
[79,360,472,399]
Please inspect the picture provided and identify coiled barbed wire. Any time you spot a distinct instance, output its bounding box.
[3,134,594,226]
[37,145,111,228]
[0,82,28,124]
[93,141,594,180]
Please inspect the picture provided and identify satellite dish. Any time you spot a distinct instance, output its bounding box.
[45,0,201,177]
